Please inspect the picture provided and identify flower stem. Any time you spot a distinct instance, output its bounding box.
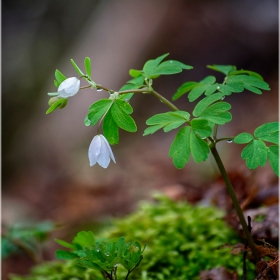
[210,146,260,262]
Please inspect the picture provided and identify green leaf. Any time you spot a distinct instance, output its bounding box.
[55,239,76,250]
[191,119,212,138]
[73,231,95,247]
[207,65,236,75]
[84,57,91,78]
[144,111,190,136]
[70,59,85,76]
[119,75,145,101]
[54,80,60,88]
[169,126,191,169]
[153,60,193,75]
[198,102,232,125]
[143,53,169,78]
[111,101,137,132]
[215,83,244,96]
[129,69,142,78]
[56,250,77,260]
[87,99,112,126]
[188,76,217,102]
[254,122,279,144]
[193,93,224,117]
[114,99,133,114]
[172,81,198,101]
[241,140,267,169]
[55,69,67,84]
[234,132,254,144]
[190,130,210,163]
[226,75,270,94]
[103,111,119,145]
[229,70,263,80]
[268,145,279,176]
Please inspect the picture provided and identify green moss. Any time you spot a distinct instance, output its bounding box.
[9,195,256,280]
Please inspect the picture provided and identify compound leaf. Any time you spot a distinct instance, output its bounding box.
[226,75,270,94]
[143,53,169,78]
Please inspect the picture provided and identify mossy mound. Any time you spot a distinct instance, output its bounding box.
[9,195,256,280]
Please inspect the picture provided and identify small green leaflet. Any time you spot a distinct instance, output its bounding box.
[190,119,212,138]
[254,122,279,144]
[143,111,190,136]
[234,122,279,176]
[169,126,191,168]
[110,99,137,133]
[54,69,67,86]
[241,140,267,169]
[268,146,279,176]
[56,250,77,260]
[207,65,236,75]
[103,111,119,145]
[192,93,232,125]
[71,59,85,77]
[142,53,192,79]
[86,99,113,126]
[169,126,210,169]
[73,231,96,247]
[84,57,91,79]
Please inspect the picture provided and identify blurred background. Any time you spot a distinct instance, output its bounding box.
[2,0,278,278]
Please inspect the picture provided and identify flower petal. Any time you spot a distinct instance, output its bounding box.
[88,135,101,166]
[100,135,116,163]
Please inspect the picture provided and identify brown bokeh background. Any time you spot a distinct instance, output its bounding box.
[2,0,279,278]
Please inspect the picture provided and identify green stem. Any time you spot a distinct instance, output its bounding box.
[210,146,260,262]
[150,90,180,111]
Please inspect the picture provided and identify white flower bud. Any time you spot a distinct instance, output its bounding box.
[88,135,116,168]
[58,77,80,98]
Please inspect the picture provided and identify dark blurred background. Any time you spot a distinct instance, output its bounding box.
[2,0,279,277]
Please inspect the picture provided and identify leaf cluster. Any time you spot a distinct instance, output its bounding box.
[234,122,279,176]
[85,98,137,145]
[119,53,193,101]
[55,231,145,279]
[144,93,232,168]
[173,65,270,102]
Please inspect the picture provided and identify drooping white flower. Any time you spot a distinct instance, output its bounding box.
[88,135,116,168]
[58,77,80,98]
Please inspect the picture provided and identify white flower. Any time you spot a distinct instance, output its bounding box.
[58,77,80,98]
[88,135,116,168]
